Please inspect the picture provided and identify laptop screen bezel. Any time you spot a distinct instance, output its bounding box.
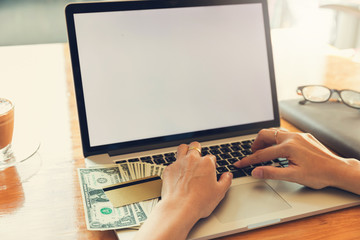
[65,0,280,157]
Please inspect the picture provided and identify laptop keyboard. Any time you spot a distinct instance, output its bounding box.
[115,139,289,179]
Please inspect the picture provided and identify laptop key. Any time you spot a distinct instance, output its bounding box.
[210,149,221,155]
[228,158,238,164]
[164,152,175,157]
[279,159,289,167]
[220,153,232,159]
[230,151,242,157]
[279,158,288,163]
[241,149,252,155]
[141,159,154,164]
[128,158,140,162]
[220,144,230,147]
[243,167,254,175]
[226,165,237,171]
[232,169,247,178]
[165,156,176,163]
[217,160,228,167]
[280,163,289,168]
[114,160,127,164]
[241,140,252,144]
[220,147,232,153]
[241,144,252,149]
[201,150,209,156]
[216,167,228,174]
[231,145,242,151]
[272,158,280,163]
[262,161,273,166]
[154,158,166,165]
[210,145,220,149]
[216,167,228,180]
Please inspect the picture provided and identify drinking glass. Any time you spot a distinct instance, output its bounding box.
[0,98,15,170]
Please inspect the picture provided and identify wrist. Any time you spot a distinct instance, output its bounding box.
[327,157,360,194]
[158,196,202,226]
[135,197,201,240]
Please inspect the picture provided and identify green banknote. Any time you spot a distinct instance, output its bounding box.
[133,202,147,223]
[78,166,141,230]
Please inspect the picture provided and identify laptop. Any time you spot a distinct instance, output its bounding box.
[65,0,360,239]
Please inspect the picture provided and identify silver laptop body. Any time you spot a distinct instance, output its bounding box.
[65,1,360,239]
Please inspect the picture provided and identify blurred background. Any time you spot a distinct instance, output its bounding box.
[1,0,360,49]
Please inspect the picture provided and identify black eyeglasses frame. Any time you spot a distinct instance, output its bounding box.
[296,85,360,109]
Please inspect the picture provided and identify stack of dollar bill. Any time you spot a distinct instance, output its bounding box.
[78,161,166,230]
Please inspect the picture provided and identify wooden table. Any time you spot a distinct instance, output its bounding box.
[1,42,360,240]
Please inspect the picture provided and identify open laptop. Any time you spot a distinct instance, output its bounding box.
[65,0,360,239]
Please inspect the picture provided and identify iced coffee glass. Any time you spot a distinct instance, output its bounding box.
[0,98,15,169]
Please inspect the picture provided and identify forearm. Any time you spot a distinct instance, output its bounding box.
[328,158,360,195]
[134,199,200,240]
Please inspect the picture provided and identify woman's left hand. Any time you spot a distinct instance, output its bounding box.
[161,141,233,219]
[134,142,233,240]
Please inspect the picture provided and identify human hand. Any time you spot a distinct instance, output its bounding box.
[135,142,233,240]
[161,141,233,219]
[234,129,356,190]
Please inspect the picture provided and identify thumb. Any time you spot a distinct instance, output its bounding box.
[252,166,294,181]
[217,172,233,193]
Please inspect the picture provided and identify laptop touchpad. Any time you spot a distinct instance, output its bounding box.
[214,181,291,223]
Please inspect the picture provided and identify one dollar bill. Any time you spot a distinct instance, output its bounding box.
[78,166,141,230]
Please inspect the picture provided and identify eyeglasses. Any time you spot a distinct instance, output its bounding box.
[296,85,360,109]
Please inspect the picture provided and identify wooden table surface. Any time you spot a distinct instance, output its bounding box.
[1,43,360,240]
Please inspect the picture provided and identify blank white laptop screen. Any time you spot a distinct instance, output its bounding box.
[73,3,274,147]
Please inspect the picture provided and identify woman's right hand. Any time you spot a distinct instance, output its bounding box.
[234,129,360,194]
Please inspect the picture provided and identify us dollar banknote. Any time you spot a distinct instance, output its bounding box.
[78,166,144,230]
